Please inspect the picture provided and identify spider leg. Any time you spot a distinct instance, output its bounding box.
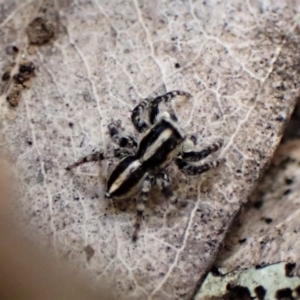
[175,158,225,176]
[65,151,105,171]
[149,90,191,124]
[181,140,223,162]
[131,101,150,133]
[108,123,137,148]
[113,148,134,159]
[132,174,155,241]
[155,172,178,204]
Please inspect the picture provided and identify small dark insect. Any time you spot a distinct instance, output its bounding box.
[26,17,55,45]
[66,91,224,241]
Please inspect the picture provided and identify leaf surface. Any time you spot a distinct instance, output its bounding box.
[0,1,299,299]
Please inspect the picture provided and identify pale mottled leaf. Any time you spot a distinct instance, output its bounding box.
[0,1,299,299]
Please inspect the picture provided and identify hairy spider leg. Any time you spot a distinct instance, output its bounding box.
[132,175,155,241]
[155,172,178,204]
[175,158,225,176]
[108,123,137,148]
[65,151,105,171]
[131,100,150,133]
[113,148,134,159]
[149,90,192,124]
[181,140,223,162]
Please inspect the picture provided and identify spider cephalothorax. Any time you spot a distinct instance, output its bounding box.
[66,91,224,241]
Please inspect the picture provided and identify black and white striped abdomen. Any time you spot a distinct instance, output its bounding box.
[106,155,148,199]
[137,113,185,170]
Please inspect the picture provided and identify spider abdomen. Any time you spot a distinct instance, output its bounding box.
[137,113,185,170]
[106,156,148,199]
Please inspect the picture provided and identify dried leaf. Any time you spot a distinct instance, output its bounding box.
[0,1,300,299]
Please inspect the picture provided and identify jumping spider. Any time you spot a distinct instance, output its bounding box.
[66,90,224,241]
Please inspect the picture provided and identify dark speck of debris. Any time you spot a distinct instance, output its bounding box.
[239,238,247,244]
[285,178,293,185]
[255,263,266,269]
[275,115,285,122]
[255,285,266,300]
[26,17,55,45]
[12,46,19,53]
[225,284,252,300]
[84,245,95,262]
[2,71,10,81]
[175,63,181,68]
[285,262,296,277]
[283,189,291,196]
[19,61,35,75]
[13,62,35,85]
[26,139,33,146]
[91,193,99,199]
[264,218,273,224]
[275,287,293,300]
[5,45,19,55]
[68,122,74,128]
[253,200,263,209]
